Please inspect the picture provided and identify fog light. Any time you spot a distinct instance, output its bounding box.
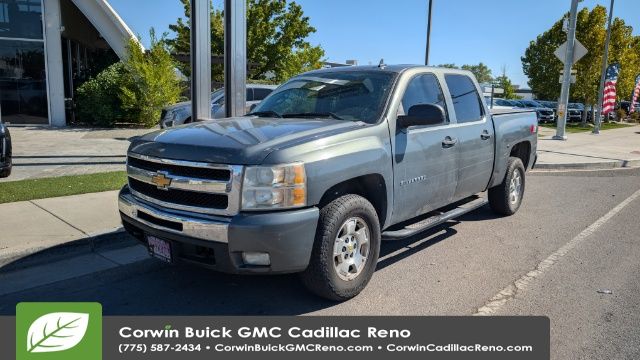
[242,252,271,266]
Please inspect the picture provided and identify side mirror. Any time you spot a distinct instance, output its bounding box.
[398,104,446,128]
[249,103,258,112]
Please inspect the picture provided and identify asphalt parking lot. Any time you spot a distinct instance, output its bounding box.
[1,168,639,359]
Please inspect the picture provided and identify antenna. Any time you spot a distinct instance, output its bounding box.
[378,58,386,69]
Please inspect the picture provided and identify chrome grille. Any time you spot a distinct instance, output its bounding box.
[126,153,243,216]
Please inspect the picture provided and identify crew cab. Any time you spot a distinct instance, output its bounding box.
[119,65,537,300]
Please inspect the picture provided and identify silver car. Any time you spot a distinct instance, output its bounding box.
[160,84,277,128]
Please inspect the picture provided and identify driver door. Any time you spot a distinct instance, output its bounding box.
[392,73,459,224]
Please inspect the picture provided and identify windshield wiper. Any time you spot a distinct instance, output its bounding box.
[282,112,345,120]
[248,110,282,118]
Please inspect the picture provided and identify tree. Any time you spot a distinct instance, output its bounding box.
[461,62,493,83]
[166,0,324,83]
[435,63,492,83]
[522,5,640,124]
[494,67,519,100]
[436,63,459,69]
[120,30,184,127]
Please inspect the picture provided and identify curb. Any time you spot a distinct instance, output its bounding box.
[533,159,640,171]
[0,227,133,273]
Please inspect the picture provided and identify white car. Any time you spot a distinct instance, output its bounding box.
[160,84,277,128]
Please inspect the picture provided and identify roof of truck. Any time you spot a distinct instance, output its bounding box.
[304,64,474,76]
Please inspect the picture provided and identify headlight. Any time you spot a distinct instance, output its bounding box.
[241,163,306,210]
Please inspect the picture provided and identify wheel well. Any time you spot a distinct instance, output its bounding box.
[184,116,192,124]
[319,174,387,226]
[510,141,531,169]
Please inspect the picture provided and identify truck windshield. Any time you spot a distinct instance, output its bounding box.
[251,71,396,124]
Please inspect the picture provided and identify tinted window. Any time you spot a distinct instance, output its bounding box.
[246,88,254,102]
[253,88,272,101]
[445,74,483,123]
[0,0,43,39]
[400,74,447,124]
[254,71,396,124]
[0,39,48,124]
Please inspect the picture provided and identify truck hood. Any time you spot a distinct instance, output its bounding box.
[129,116,365,165]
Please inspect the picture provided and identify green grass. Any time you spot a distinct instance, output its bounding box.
[0,171,127,204]
[539,122,633,133]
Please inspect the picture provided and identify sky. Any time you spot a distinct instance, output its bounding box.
[108,0,640,88]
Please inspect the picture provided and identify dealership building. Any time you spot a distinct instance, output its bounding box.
[0,0,135,126]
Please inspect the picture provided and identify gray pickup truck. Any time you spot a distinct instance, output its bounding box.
[119,65,537,300]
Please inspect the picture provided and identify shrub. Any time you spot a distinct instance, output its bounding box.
[119,31,184,128]
[630,111,640,123]
[616,109,628,122]
[76,63,127,127]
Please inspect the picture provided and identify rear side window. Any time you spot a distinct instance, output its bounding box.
[253,88,273,101]
[444,74,483,123]
[400,73,448,123]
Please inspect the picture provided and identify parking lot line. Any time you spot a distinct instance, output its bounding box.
[474,187,640,316]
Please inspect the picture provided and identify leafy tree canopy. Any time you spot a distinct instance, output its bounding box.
[165,0,325,83]
[522,5,640,104]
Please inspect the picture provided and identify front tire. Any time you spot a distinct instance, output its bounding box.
[488,157,525,216]
[300,194,381,301]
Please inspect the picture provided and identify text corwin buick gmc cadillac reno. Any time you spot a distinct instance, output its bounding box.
[119,65,538,300]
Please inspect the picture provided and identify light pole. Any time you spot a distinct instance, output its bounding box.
[593,0,615,134]
[554,0,580,141]
[425,0,433,65]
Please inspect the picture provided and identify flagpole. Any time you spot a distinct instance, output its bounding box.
[593,0,615,135]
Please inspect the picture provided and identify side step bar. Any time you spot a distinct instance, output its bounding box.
[382,196,488,240]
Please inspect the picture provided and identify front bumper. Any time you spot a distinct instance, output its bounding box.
[118,186,319,274]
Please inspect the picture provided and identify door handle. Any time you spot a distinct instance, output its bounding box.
[442,136,458,148]
[481,130,491,140]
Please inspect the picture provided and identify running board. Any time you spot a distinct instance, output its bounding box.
[382,197,488,240]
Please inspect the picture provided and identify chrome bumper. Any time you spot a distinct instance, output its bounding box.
[118,190,229,243]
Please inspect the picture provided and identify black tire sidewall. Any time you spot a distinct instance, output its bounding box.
[323,200,380,295]
[504,158,525,213]
[302,194,381,300]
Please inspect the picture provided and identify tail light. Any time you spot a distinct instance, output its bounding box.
[530,125,537,134]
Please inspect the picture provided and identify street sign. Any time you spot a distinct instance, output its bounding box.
[554,40,588,65]
[559,75,577,83]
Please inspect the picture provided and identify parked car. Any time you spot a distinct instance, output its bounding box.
[518,100,555,123]
[567,103,584,122]
[619,101,640,115]
[485,97,516,110]
[119,65,537,300]
[537,100,558,120]
[0,121,12,178]
[159,84,277,128]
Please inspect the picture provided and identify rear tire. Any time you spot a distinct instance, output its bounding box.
[300,194,381,301]
[488,157,525,216]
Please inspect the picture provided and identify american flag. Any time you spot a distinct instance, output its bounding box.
[601,63,620,115]
[631,74,640,114]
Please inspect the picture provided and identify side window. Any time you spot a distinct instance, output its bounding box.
[246,88,255,102]
[400,74,447,124]
[444,74,483,123]
[253,88,273,101]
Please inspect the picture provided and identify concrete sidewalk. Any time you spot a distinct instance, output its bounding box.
[536,124,640,170]
[0,190,126,266]
[3,126,153,182]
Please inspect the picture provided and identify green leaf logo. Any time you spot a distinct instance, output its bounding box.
[26,312,90,353]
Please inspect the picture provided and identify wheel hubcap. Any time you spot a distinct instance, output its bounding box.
[509,170,522,205]
[333,217,370,281]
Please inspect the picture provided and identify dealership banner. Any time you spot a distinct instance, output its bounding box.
[2,305,549,360]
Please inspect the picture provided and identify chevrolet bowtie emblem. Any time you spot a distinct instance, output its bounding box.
[151,172,172,190]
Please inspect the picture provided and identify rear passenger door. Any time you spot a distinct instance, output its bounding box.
[392,73,459,223]
[444,74,495,201]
